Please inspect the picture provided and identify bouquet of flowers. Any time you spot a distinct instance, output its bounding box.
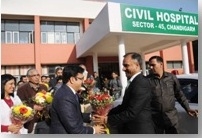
[87,92,113,116]
[80,78,95,104]
[87,92,113,134]
[11,104,35,125]
[33,90,53,121]
[33,90,53,107]
[83,78,94,90]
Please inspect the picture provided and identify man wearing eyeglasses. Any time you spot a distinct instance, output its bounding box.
[17,68,48,134]
[147,56,198,134]
[49,65,106,134]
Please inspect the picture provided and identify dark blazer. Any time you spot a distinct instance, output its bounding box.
[49,84,94,134]
[108,73,155,134]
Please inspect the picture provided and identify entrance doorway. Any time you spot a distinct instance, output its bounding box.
[98,62,120,79]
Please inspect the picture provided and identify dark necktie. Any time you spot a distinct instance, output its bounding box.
[75,93,82,116]
[75,93,79,103]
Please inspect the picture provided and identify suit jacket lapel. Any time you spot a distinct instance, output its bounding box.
[122,73,142,103]
[64,85,82,115]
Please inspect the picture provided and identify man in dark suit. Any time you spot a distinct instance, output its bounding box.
[93,52,155,134]
[49,65,105,134]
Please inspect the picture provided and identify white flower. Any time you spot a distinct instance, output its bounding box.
[35,96,46,104]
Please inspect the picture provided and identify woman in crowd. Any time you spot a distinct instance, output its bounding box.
[1,74,28,134]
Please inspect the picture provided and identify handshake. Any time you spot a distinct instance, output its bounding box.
[92,114,108,124]
[91,114,109,134]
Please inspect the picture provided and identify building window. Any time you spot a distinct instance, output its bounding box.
[1,19,34,44]
[20,32,29,43]
[55,32,61,43]
[167,61,183,69]
[1,31,5,43]
[47,32,55,44]
[13,32,19,43]
[61,33,67,43]
[74,33,80,44]
[41,32,47,44]
[5,31,12,43]
[67,32,74,43]
[5,31,19,44]
[41,21,80,44]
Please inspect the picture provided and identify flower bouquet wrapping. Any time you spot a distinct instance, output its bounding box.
[88,93,113,116]
[87,92,114,134]
[11,104,35,125]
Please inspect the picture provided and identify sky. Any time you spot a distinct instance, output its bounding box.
[88,0,198,13]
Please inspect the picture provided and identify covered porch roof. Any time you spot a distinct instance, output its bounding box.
[76,2,198,58]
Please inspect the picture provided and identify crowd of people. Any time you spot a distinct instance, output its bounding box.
[1,52,198,134]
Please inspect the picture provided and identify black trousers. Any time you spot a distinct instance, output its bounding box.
[152,112,179,134]
[34,121,50,134]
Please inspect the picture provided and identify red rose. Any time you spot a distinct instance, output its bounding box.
[20,107,28,114]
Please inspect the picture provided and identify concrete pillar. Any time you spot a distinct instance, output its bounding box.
[117,36,127,97]
[34,16,42,74]
[181,41,190,74]
[187,42,195,73]
[92,52,98,73]
[141,52,147,76]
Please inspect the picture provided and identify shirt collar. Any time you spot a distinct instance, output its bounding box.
[129,71,141,82]
[152,72,169,79]
[29,82,40,91]
[67,85,77,95]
